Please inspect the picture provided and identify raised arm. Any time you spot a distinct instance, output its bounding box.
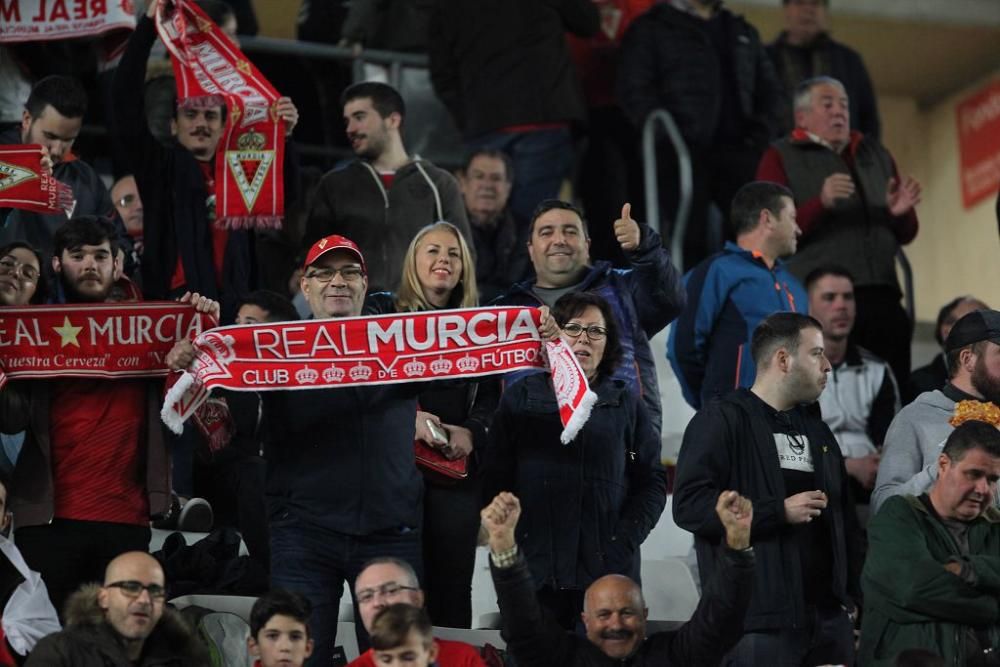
[483,492,580,666]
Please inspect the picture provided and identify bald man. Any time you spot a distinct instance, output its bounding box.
[483,491,755,665]
[26,552,209,666]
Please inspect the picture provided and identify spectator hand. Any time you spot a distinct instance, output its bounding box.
[481,492,521,553]
[165,339,196,371]
[784,490,827,524]
[177,291,220,323]
[415,410,446,445]
[537,306,560,341]
[886,175,921,216]
[844,454,880,491]
[717,490,753,550]
[274,97,299,137]
[38,147,53,175]
[614,202,640,251]
[441,424,473,460]
[820,173,855,208]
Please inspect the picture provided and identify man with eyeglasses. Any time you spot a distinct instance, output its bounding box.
[26,551,209,665]
[347,558,484,667]
[261,234,426,666]
[673,312,862,666]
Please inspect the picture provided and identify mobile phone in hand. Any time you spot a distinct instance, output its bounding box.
[426,419,449,445]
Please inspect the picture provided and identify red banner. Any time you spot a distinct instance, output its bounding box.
[162,307,597,442]
[0,0,135,43]
[956,78,1000,209]
[0,302,215,388]
[0,146,74,215]
[155,0,284,229]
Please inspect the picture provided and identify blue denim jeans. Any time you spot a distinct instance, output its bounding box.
[269,511,422,667]
[466,127,574,228]
[724,605,855,667]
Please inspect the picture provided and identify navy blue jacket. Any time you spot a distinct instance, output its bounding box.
[668,242,807,410]
[260,384,422,536]
[486,373,666,592]
[494,223,684,432]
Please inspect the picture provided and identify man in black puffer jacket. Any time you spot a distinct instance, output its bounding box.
[617,0,784,269]
[26,552,209,666]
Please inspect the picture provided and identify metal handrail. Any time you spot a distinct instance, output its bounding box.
[237,35,429,68]
[641,109,692,272]
[896,248,916,324]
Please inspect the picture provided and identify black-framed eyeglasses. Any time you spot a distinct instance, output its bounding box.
[116,193,138,209]
[561,323,608,341]
[355,582,419,604]
[106,580,167,600]
[0,256,39,283]
[305,266,364,283]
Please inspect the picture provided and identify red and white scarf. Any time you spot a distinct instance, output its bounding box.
[154,0,284,230]
[163,307,598,443]
[0,0,134,43]
[0,303,215,389]
[0,146,74,216]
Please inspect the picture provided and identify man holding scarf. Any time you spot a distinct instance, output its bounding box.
[112,0,300,322]
[6,216,218,616]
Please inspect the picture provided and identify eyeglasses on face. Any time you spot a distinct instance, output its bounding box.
[0,256,39,283]
[116,193,138,209]
[105,580,167,600]
[355,582,418,604]
[561,323,608,340]
[305,266,365,283]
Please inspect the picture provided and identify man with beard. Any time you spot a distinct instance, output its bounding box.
[873,310,1000,513]
[113,0,299,321]
[303,82,470,293]
[673,312,862,666]
[8,216,218,614]
[859,421,1000,666]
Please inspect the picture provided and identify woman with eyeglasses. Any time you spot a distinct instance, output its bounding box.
[365,221,499,629]
[485,290,667,629]
[0,242,47,306]
[0,243,47,478]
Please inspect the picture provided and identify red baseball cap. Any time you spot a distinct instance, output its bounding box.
[303,234,367,274]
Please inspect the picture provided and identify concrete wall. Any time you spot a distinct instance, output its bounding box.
[880,71,1000,324]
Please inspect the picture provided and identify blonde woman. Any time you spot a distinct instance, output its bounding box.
[365,221,497,628]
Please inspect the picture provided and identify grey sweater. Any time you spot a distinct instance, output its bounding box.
[871,389,955,513]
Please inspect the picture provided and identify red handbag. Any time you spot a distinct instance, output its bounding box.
[414,439,469,483]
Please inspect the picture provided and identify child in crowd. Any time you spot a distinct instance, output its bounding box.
[249,590,314,667]
[370,604,438,667]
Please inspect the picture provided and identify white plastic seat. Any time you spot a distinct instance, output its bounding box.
[640,557,700,622]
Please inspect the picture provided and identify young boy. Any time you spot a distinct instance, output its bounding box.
[370,604,439,667]
[248,590,314,667]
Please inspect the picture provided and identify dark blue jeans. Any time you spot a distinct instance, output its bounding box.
[269,511,422,667]
[466,127,574,228]
[724,605,855,667]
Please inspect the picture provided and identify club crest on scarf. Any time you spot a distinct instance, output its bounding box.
[154,0,284,230]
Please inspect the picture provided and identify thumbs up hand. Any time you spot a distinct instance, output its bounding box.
[614,203,640,252]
